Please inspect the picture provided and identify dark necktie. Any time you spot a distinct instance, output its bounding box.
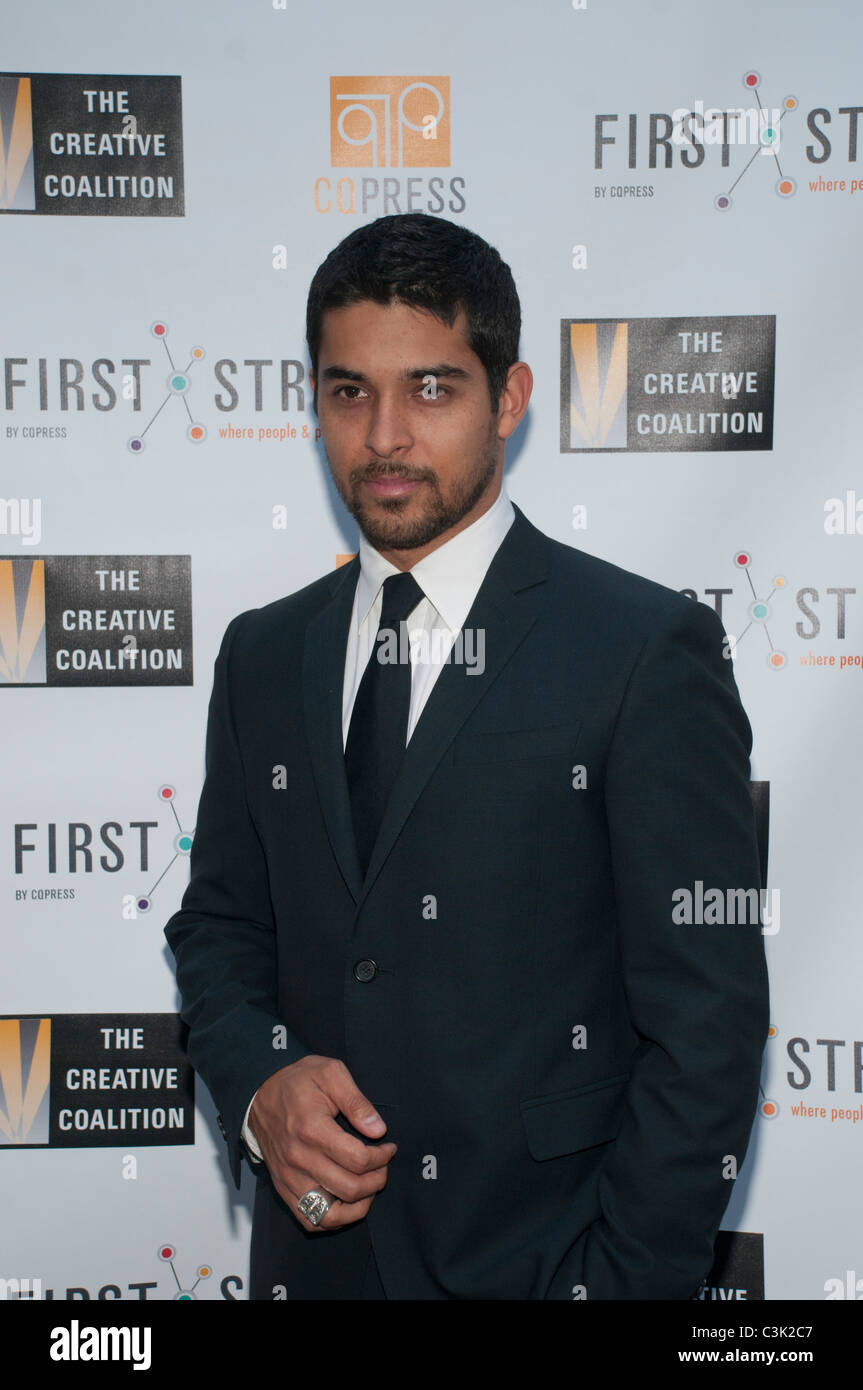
[345,571,424,876]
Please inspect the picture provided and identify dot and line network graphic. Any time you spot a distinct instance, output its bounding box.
[127,321,206,454]
[158,1243,212,1301]
[136,784,194,914]
[759,1025,779,1121]
[713,70,797,211]
[730,550,787,671]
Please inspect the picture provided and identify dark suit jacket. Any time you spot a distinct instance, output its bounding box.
[165,504,769,1300]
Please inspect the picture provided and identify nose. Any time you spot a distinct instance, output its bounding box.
[364,390,414,459]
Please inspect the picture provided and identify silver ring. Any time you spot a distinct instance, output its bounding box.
[297,1187,334,1226]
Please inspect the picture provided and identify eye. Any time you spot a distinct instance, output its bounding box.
[334,384,368,401]
[417,382,449,400]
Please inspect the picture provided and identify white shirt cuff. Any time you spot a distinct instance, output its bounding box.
[242,1093,263,1163]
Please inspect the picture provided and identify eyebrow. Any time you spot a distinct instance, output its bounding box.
[320,362,472,384]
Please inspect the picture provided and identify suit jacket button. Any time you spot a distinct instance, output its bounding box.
[217,1114,227,1139]
[353,959,378,983]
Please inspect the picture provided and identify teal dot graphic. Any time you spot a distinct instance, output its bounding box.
[171,374,187,391]
[752,602,769,620]
[177,835,193,853]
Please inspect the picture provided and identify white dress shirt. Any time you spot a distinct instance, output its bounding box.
[242,488,515,1160]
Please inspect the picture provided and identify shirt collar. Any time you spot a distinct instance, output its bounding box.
[355,488,515,632]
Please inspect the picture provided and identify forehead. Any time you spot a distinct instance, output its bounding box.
[317,299,477,371]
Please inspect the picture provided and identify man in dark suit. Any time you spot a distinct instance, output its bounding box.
[165,213,769,1300]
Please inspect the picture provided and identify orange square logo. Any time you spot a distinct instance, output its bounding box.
[330,77,450,168]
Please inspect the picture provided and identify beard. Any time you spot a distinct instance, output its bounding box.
[329,420,500,552]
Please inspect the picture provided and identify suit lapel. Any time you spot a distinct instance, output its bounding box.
[357,505,549,905]
[303,507,551,909]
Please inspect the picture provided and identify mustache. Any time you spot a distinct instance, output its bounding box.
[350,461,436,485]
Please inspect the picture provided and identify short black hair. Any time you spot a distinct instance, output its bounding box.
[306,213,521,412]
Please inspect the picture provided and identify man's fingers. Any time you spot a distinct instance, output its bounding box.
[277,1122,393,1200]
[313,1194,373,1231]
[300,1149,391,1205]
[314,1058,388,1139]
[273,1167,373,1231]
[311,1121,398,1177]
[248,1056,397,1220]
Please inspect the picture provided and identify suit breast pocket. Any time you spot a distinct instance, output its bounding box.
[520,1072,629,1161]
[453,722,582,764]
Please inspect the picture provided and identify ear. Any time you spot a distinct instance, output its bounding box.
[496,361,533,440]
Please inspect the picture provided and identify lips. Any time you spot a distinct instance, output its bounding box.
[363,477,424,499]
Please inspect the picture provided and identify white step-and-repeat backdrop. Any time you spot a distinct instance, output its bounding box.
[2,0,861,1302]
